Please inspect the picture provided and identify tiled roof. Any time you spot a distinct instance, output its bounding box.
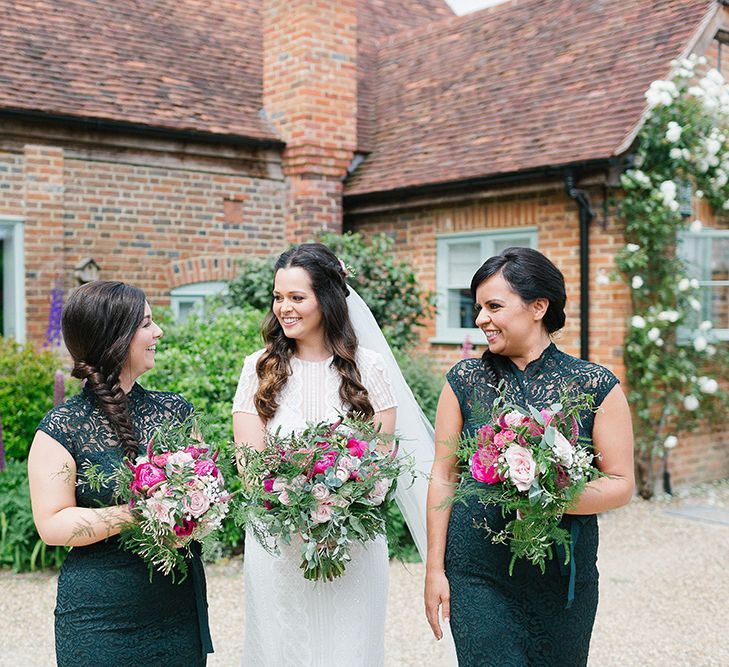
[345,0,716,196]
[0,0,276,141]
[0,0,452,149]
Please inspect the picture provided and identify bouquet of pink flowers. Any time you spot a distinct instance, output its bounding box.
[79,417,231,579]
[236,416,412,581]
[453,386,601,573]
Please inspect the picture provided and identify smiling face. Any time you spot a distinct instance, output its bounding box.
[120,301,163,385]
[474,270,549,365]
[272,267,325,346]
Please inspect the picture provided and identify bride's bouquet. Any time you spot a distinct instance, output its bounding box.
[236,416,412,581]
[452,384,601,574]
[78,416,231,579]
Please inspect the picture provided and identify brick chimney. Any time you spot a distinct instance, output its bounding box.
[263,0,358,242]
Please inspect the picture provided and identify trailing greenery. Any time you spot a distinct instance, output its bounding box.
[616,55,729,498]
[224,231,436,351]
[0,460,68,571]
[0,337,73,461]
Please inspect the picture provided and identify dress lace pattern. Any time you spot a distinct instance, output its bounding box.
[233,347,397,667]
[36,384,211,667]
[444,344,618,667]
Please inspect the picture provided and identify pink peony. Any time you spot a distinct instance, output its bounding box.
[504,445,537,491]
[263,478,275,493]
[184,445,208,459]
[183,490,211,518]
[346,438,369,458]
[313,451,338,476]
[310,503,333,524]
[194,459,220,478]
[174,518,196,537]
[133,463,167,494]
[469,445,502,484]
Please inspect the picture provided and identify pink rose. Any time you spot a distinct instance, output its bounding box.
[184,445,208,459]
[152,452,170,467]
[367,478,391,505]
[194,459,219,478]
[133,463,167,494]
[174,518,196,537]
[504,445,537,491]
[279,489,291,506]
[500,411,524,428]
[476,424,495,445]
[183,490,211,518]
[493,429,517,449]
[313,451,338,476]
[346,438,369,458]
[310,503,333,524]
[470,445,501,484]
[144,498,175,526]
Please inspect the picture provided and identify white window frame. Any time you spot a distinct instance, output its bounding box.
[432,228,538,344]
[170,281,228,322]
[0,215,26,343]
[678,229,729,341]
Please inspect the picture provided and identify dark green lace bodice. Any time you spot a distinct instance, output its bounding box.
[36,384,211,667]
[444,344,619,667]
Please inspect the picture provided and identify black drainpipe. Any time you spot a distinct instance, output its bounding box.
[564,170,595,361]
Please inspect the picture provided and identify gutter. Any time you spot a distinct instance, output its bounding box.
[0,108,286,150]
[564,170,595,361]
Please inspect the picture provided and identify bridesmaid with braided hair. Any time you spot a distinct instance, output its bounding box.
[28,280,212,667]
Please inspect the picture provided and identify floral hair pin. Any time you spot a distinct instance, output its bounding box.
[338,257,356,279]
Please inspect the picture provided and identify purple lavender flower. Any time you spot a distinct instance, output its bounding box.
[54,370,65,407]
[45,279,64,348]
[461,335,474,359]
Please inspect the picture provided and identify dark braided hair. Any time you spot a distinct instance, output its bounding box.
[62,281,146,460]
[254,243,374,421]
[470,247,567,382]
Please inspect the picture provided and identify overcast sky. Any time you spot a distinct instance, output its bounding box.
[446,0,507,15]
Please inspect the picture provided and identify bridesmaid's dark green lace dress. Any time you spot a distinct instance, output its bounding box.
[445,344,618,667]
[36,384,213,667]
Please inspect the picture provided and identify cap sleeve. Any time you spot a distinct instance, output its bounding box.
[357,348,397,413]
[36,405,75,455]
[232,349,265,415]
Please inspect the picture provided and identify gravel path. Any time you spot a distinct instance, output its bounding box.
[2,480,728,666]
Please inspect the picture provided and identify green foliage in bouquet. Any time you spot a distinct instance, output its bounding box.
[452,385,600,574]
[0,460,68,571]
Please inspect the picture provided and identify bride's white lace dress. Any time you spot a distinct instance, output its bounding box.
[232,347,397,667]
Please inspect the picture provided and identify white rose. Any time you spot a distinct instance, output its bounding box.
[683,395,700,411]
[311,483,330,502]
[669,147,683,160]
[552,431,574,467]
[647,327,661,342]
[707,344,717,357]
[631,276,644,289]
[663,435,678,450]
[689,297,702,312]
[677,278,690,291]
[701,378,719,394]
[659,180,677,204]
[626,243,640,252]
[690,278,700,289]
[335,467,351,482]
[658,310,679,323]
[665,122,683,143]
[699,320,713,332]
[693,335,708,352]
[655,338,664,347]
[631,315,646,329]
[367,478,392,506]
[596,271,611,286]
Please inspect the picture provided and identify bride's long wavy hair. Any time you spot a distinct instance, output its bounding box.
[254,243,374,421]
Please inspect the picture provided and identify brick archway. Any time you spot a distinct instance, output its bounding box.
[165,255,241,290]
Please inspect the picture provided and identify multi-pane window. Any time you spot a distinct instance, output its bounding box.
[0,216,25,343]
[434,229,537,343]
[679,229,729,340]
[170,281,227,322]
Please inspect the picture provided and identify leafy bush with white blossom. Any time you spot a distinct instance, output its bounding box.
[617,54,729,498]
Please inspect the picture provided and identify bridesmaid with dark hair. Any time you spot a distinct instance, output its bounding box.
[28,280,212,667]
[425,247,634,667]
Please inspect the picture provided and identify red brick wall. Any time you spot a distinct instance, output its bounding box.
[263,0,358,240]
[1,137,287,344]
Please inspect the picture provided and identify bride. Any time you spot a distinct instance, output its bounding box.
[232,243,432,666]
